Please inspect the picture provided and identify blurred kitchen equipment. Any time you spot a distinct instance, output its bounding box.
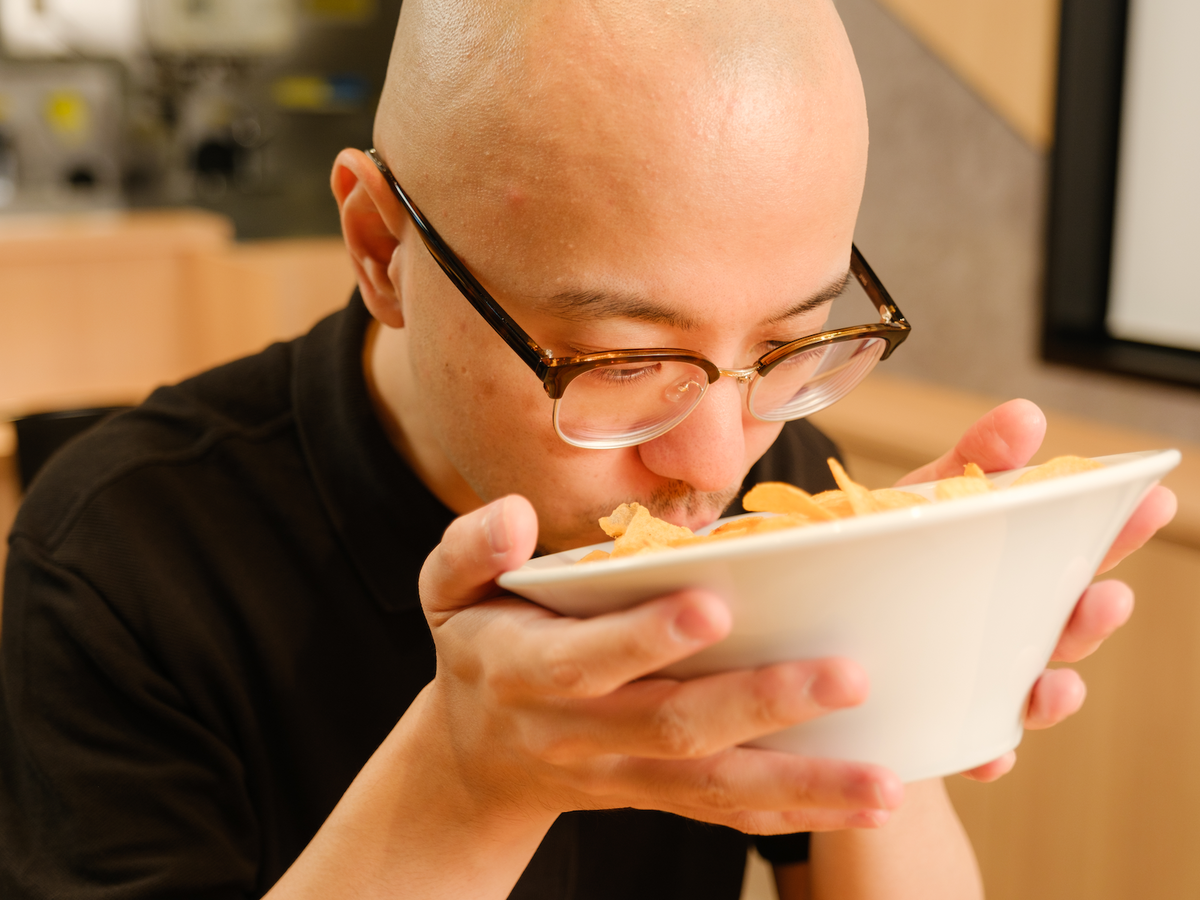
[0,60,124,211]
[0,0,401,236]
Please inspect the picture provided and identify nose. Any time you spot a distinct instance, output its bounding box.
[636,374,748,493]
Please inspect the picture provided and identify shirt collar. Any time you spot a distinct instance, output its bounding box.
[291,291,455,613]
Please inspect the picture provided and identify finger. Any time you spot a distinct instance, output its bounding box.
[1025,667,1087,730]
[960,751,1016,783]
[1097,485,1177,574]
[481,588,733,700]
[668,802,892,834]
[535,658,867,760]
[895,399,1046,486]
[600,746,904,817]
[1052,580,1134,663]
[418,495,540,615]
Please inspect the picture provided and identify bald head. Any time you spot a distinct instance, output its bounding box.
[373,0,867,281]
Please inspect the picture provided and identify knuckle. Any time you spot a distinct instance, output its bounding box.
[528,728,579,767]
[481,658,525,704]
[540,645,592,696]
[651,701,707,758]
[693,768,738,811]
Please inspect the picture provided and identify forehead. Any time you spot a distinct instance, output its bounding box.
[393,2,868,315]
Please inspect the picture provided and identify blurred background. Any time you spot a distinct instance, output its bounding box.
[1,1,1198,898]
[0,0,400,235]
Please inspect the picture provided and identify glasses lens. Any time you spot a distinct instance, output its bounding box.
[554,360,710,449]
[749,336,886,421]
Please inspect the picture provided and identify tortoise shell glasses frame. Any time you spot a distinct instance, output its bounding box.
[366,148,911,443]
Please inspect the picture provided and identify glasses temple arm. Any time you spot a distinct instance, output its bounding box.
[851,244,908,327]
[366,150,550,378]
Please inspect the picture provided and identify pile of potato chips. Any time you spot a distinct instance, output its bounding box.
[578,455,1103,562]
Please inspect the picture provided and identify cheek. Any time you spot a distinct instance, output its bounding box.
[744,417,786,467]
[404,273,576,485]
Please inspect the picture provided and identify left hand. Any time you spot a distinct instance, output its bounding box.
[895,399,1178,782]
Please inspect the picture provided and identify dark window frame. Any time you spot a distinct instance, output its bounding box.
[1042,0,1200,389]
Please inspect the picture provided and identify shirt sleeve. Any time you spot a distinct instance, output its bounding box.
[752,831,811,866]
[0,534,259,900]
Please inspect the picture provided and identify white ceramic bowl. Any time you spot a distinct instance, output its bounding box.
[498,449,1180,782]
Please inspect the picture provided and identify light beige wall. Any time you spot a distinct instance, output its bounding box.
[871,0,1061,148]
[0,210,356,417]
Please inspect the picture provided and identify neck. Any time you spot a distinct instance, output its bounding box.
[362,320,485,516]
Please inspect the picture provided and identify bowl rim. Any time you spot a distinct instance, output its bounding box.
[498,448,1180,590]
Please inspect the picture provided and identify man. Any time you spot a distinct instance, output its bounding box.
[0,0,1175,898]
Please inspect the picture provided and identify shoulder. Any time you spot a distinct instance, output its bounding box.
[11,339,299,554]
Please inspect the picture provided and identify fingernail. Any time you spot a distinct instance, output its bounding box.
[850,809,890,828]
[872,783,892,811]
[671,606,713,643]
[803,670,855,710]
[484,499,511,554]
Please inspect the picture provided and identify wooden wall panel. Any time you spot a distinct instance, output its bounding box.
[0,210,231,414]
[944,538,1200,899]
[868,0,1061,148]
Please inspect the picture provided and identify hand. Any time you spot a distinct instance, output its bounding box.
[897,400,1177,781]
[415,495,905,835]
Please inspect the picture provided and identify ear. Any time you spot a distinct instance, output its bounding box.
[331,148,411,328]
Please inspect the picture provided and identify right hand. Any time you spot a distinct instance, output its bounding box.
[416,494,904,836]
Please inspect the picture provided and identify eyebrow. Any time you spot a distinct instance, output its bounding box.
[538,270,852,330]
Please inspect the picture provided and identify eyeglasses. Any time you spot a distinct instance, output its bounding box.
[367,148,911,449]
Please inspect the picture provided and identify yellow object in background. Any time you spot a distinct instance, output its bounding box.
[272,73,369,112]
[43,90,90,143]
[272,76,332,111]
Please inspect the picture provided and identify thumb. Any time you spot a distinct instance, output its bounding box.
[419,494,540,615]
[896,399,1047,486]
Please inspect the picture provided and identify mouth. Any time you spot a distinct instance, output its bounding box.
[637,481,742,532]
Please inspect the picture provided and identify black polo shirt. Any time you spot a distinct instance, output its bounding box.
[0,294,840,900]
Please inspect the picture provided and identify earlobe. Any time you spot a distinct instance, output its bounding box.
[331,148,408,329]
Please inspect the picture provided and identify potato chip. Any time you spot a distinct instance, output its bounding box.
[935,476,994,501]
[669,519,761,548]
[870,488,931,511]
[599,503,640,538]
[576,549,611,564]
[743,482,836,521]
[611,506,694,557]
[1011,455,1104,487]
[811,490,853,518]
[586,451,1102,563]
[709,517,766,536]
[827,458,878,516]
[742,513,815,535]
